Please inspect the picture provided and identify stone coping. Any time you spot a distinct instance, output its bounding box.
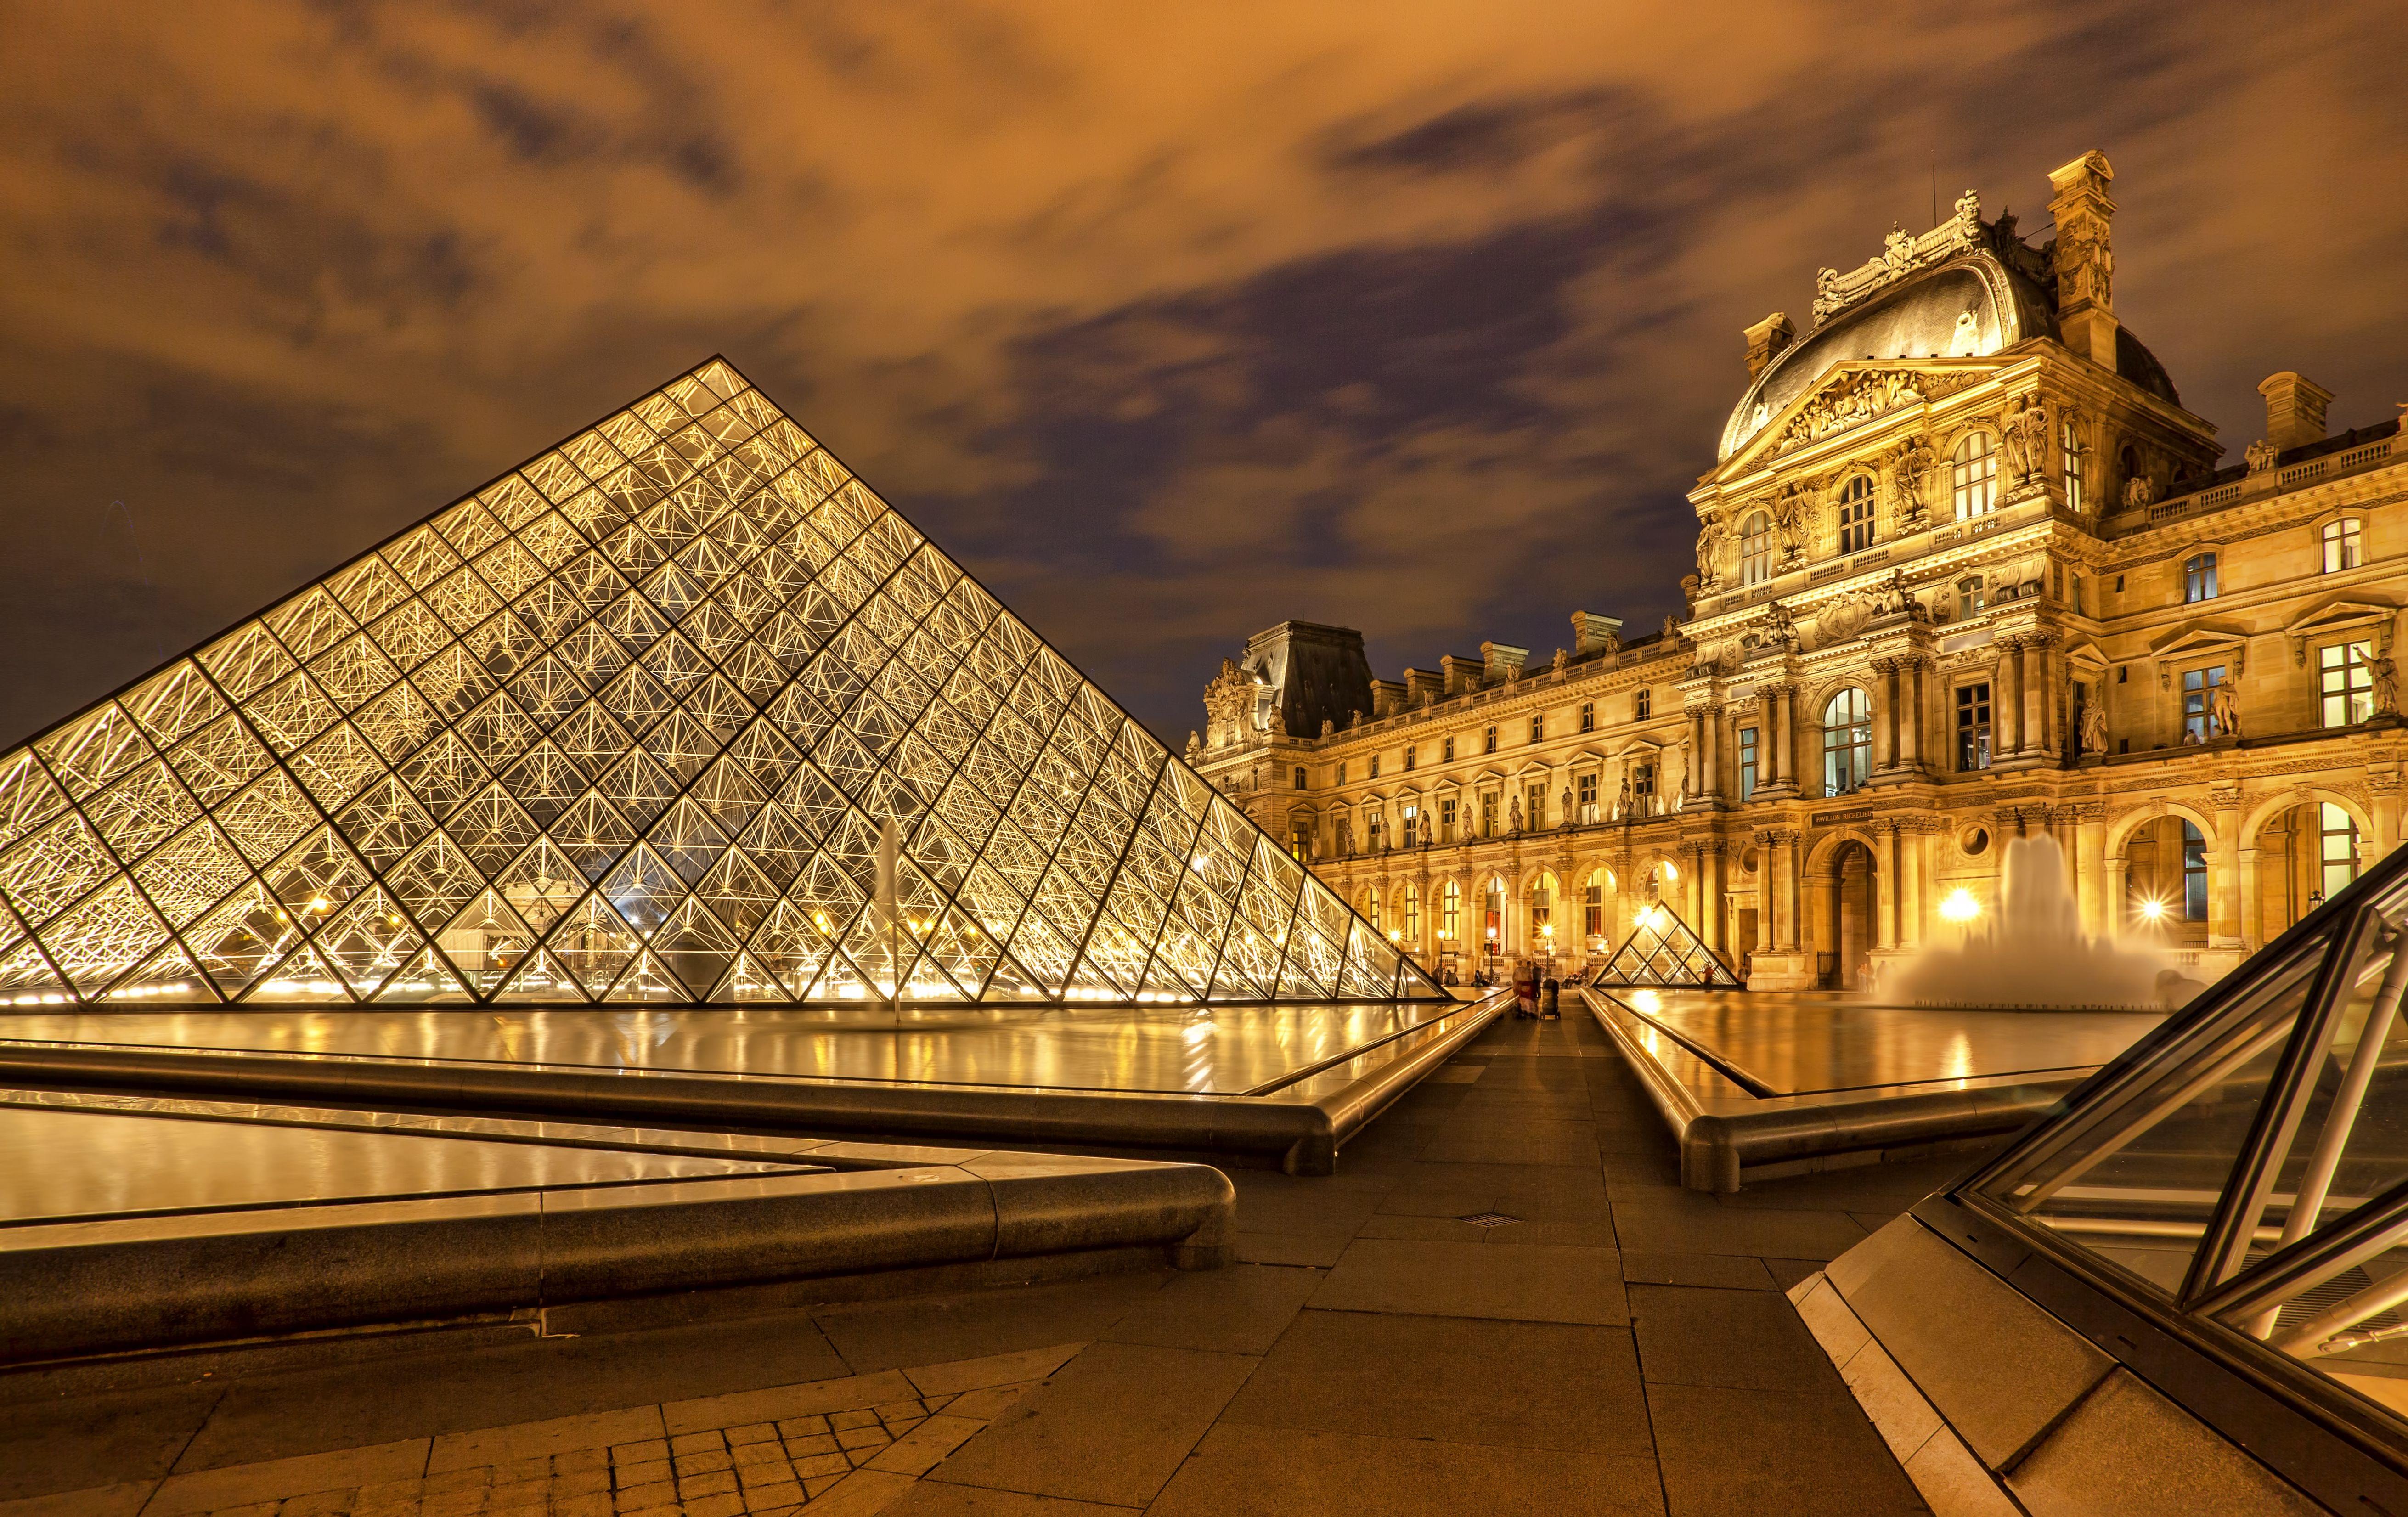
[0,1094,1231,1365]
[1581,988,2083,1192]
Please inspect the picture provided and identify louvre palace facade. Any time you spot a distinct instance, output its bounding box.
[1192,150,2408,991]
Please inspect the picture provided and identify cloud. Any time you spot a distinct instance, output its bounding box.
[0,0,2402,744]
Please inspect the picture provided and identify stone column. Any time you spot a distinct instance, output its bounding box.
[1898,657,1925,773]
[2075,801,2109,939]
[1874,823,1900,951]
[1993,638,2022,756]
[1705,843,1728,954]
[1771,831,1801,952]
[1773,687,1797,790]
[1754,838,1776,956]
[1871,658,1897,772]
[2022,637,2051,759]
[2105,854,2129,936]
[2372,773,2402,852]
[2210,785,2242,951]
[1702,706,1722,803]
[2237,846,2261,953]
[1896,821,1926,948]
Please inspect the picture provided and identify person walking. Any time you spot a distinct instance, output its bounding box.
[1513,959,1540,1019]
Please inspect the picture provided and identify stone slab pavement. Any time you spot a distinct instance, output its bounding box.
[1,1012,1990,1516]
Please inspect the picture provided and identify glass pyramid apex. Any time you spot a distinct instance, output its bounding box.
[0,357,1444,1009]
[1598,902,1741,988]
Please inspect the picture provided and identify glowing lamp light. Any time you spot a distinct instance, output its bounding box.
[2137,897,2168,922]
[1661,860,1679,881]
[1940,888,1982,924]
[1387,929,1402,942]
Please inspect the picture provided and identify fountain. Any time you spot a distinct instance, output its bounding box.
[1884,834,2191,1010]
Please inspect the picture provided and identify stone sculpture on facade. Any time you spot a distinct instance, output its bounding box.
[2000,395,2050,491]
[1887,437,1938,528]
[1508,796,1523,834]
[2080,697,2109,756]
[2122,475,2158,509]
[2246,438,2282,473]
[2211,682,2242,738]
[2374,653,2399,716]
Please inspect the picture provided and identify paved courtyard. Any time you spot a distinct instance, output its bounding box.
[1,1013,1985,1516]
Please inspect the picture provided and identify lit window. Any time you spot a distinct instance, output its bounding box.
[2062,420,2086,513]
[1483,879,1503,947]
[1957,577,1985,620]
[1440,795,1457,842]
[1441,880,1461,939]
[1737,726,1758,801]
[1529,714,1544,743]
[1292,765,1306,790]
[1479,791,1498,837]
[1527,874,1553,942]
[2182,822,2209,921]
[1526,782,1545,828]
[1402,883,1421,943]
[1739,511,1774,585]
[1822,687,1872,795]
[2182,666,2226,742]
[1583,871,1606,939]
[1576,772,1598,823]
[1956,683,1991,772]
[1952,433,1997,519]
[2319,803,2358,901]
[1837,475,1875,554]
[1364,886,1382,930]
[1579,701,1595,733]
[2323,518,2363,574]
[2184,553,2218,603]
[2321,641,2375,728]
[1635,688,1652,720]
[1632,763,1655,803]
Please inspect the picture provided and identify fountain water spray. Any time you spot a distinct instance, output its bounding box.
[1884,834,2188,1010]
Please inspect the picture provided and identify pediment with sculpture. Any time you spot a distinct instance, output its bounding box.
[1756,364,1991,463]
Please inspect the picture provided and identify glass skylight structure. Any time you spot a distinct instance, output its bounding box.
[0,358,1439,1009]
[1598,904,1742,988]
[1964,840,2408,1427]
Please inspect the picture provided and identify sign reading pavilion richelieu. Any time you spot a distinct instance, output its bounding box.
[0,359,1438,1008]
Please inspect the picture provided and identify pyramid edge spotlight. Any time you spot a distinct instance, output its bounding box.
[0,355,1445,1011]
[1790,841,2408,1515]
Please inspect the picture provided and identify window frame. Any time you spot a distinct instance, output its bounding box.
[2062,418,2086,514]
[1836,474,1876,554]
[2319,640,2375,729]
[1739,511,1774,586]
[1822,686,1873,796]
[2321,517,2363,575]
[1955,682,1993,772]
[2181,664,2227,742]
[1737,725,1759,801]
[2184,552,2219,604]
[1579,700,1595,733]
[1952,432,1998,520]
[1634,688,1652,721]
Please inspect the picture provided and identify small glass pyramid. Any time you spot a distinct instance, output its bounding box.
[0,358,1443,1009]
[1597,902,1742,987]
[1964,841,2408,1424]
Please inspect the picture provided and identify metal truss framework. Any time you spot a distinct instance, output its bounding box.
[1967,838,2408,1432]
[0,358,1441,1009]
[1598,904,1742,988]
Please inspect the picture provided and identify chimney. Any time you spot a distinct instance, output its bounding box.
[2045,150,2118,369]
[2257,372,2334,453]
[1569,612,1623,656]
[1368,678,1405,719]
[1481,642,1529,684]
[1743,313,1795,380]
[1440,653,1483,695]
[1401,667,1441,707]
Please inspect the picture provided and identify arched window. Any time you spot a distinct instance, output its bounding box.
[1483,879,1504,949]
[1363,886,1382,931]
[1528,871,1556,950]
[1822,687,1872,796]
[1951,434,1997,520]
[1401,883,1421,945]
[2061,419,2087,514]
[1837,475,1875,554]
[1739,511,1774,585]
[1583,868,1609,941]
[2322,518,2362,574]
[2319,803,2360,902]
[1441,880,1461,942]
[1957,575,1985,621]
[2182,821,2209,920]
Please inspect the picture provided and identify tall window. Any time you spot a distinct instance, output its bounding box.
[1737,726,1759,801]
[1957,576,1985,621]
[1289,820,1311,860]
[1579,700,1595,733]
[1632,762,1656,807]
[1529,714,1544,743]
[1739,511,1774,585]
[1952,433,1997,519]
[1822,687,1872,795]
[1402,883,1421,945]
[2182,665,2226,742]
[1483,879,1504,949]
[1364,886,1382,931]
[1479,791,1498,837]
[2182,822,2209,921]
[2320,803,2359,902]
[1583,871,1607,940]
[1440,795,1457,842]
[1483,725,1497,754]
[1956,683,1992,771]
[1441,880,1460,941]
[1527,874,1553,947]
[1525,782,1546,828]
[1576,772,1598,823]
[1292,766,1306,790]
[1837,475,1875,554]
[1403,746,1416,771]
[1443,736,1455,761]
[2321,641,2375,727]
[1635,688,1652,720]
[2184,553,2219,603]
[1337,761,1347,785]
[1400,802,1419,846]
[2323,518,2363,574]
[2062,419,2087,514]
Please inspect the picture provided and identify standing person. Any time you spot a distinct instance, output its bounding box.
[1514,959,1540,1019]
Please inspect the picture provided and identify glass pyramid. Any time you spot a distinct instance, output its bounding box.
[1597,903,1742,988]
[1964,840,2408,1424]
[0,357,1443,1009]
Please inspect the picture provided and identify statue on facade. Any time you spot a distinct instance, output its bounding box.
[1561,787,1573,829]
[1771,484,1808,560]
[1661,613,1681,644]
[1320,718,1335,738]
[2122,475,2158,509]
[1764,599,1799,650]
[1418,812,1433,848]
[2079,697,2109,756]
[1184,730,1201,763]
[1552,647,1568,674]
[2210,682,2241,739]
[2000,396,2049,488]
[1694,516,1727,588]
[2245,439,2281,473]
[2373,653,2399,716]
[1616,774,1632,819]
[1888,437,1938,528]
[1508,795,1523,834]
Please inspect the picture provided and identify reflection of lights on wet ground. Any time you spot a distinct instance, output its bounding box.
[1630,990,1663,1014]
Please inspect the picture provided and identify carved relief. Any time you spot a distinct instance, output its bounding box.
[1999,396,2050,491]
[1885,436,1939,529]
[1765,368,1980,458]
[2245,439,2281,474]
[1812,190,1984,324]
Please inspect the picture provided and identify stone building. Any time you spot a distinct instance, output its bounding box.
[1192,150,2407,990]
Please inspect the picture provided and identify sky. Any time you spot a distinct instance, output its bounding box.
[3,1,2403,747]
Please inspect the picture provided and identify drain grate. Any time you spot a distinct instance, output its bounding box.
[1458,1212,1521,1229]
